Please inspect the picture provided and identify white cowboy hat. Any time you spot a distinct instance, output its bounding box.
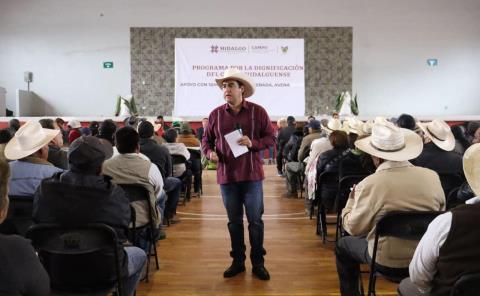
[355,121,423,161]
[343,117,364,135]
[215,68,255,98]
[463,143,480,196]
[4,121,59,160]
[68,119,81,129]
[362,120,374,135]
[322,118,343,133]
[419,119,455,151]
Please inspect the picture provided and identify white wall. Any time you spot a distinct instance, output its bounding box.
[0,0,479,117]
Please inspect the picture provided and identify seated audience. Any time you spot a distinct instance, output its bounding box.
[164,129,191,178]
[315,130,349,211]
[55,117,68,144]
[196,117,208,142]
[33,136,146,296]
[396,113,416,130]
[8,118,20,136]
[304,118,343,200]
[178,122,202,195]
[466,121,480,144]
[39,118,68,169]
[0,160,50,295]
[67,119,82,144]
[138,121,182,224]
[0,129,12,162]
[177,122,200,148]
[398,143,480,296]
[89,120,100,136]
[412,119,463,196]
[276,116,295,176]
[97,119,118,157]
[336,121,445,296]
[102,127,164,230]
[5,121,63,197]
[285,119,322,197]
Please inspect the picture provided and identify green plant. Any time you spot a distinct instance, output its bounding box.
[115,95,138,116]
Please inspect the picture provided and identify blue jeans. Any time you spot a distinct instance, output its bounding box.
[124,246,147,296]
[164,176,181,219]
[220,180,266,266]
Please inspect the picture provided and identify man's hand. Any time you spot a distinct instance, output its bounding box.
[210,151,219,162]
[237,136,252,148]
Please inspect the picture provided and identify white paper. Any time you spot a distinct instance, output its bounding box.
[224,130,249,158]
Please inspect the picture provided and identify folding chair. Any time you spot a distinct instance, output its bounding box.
[366,211,443,296]
[0,195,33,236]
[26,223,125,296]
[119,184,160,282]
[335,174,368,241]
[312,171,339,243]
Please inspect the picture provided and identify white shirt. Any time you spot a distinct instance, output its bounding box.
[409,196,480,293]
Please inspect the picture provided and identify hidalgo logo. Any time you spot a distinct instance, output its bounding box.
[210,45,219,53]
[281,46,289,54]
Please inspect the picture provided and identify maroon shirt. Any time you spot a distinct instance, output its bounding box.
[202,99,276,185]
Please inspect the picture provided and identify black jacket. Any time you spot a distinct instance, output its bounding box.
[277,125,295,155]
[412,142,464,195]
[139,137,172,178]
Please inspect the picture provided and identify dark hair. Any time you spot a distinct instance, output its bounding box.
[0,129,12,144]
[138,121,154,139]
[347,133,359,150]
[39,118,55,130]
[396,114,416,130]
[164,128,178,143]
[89,121,99,136]
[115,126,139,154]
[451,125,470,151]
[156,115,164,120]
[329,130,348,149]
[8,119,20,132]
[466,121,480,137]
[97,119,117,146]
[55,118,65,129]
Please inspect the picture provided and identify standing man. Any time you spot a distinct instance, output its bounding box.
[202,68,276,281]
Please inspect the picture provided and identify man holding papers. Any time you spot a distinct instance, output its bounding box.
[202,68,276,280]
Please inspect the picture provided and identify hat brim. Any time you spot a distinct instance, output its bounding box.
[355,128,423,161]
[463,143,480,196]
[5,129,59,160]
[419,123,455,151]
[215,73,255,98]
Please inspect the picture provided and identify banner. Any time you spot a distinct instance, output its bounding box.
[174,38,305,117]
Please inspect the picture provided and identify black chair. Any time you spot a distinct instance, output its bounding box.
[366,211,443,296]
[0,195,33,236]
[446,186,462,210]
[171,154,192,204]
[450,273,480,296]
[335,174,368,242]
[119,184,160,282]
[312,171,339,243]
[187,148,203,197]
[26,223,124,296]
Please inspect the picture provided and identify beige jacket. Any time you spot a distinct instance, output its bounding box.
[342,161,445,268]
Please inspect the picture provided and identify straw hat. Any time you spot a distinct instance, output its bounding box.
[215,68,255,98]
[419,119,455,151]
[463,143,480,196]
[5,121,59,160]
[362,120,374,135]
[322,118,343,133]
[343,117,364,135]
[355,121,423,161]
[68,119,81,129]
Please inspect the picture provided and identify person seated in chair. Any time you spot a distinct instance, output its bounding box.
[412,119,463,196]
[39,118,68,170]
[102,127,164,237]
[5,121,63,197]
[32,136,146,296]
[138,121,182,224]
[398,143,480,296]
[0,160,50,296]
[163,128,191,178]
[335,121,445,296]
